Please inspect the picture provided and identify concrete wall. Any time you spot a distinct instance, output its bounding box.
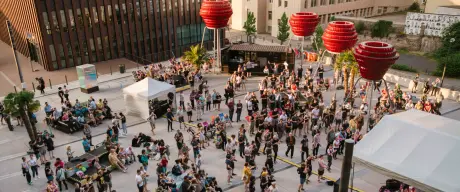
[383,73,460,101]
[425,0,460,13]
[334,15,406,33]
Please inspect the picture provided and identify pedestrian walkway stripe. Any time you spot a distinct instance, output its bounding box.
[0,171,22,181]
[275,156,364,192]
[0,71,16,86]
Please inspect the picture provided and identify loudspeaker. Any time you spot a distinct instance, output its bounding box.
[333,178,340,192]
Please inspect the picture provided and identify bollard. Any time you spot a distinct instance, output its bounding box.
[110,66,112,75]
[49,79,52,89]
[65,75,68,85]
[14,86,17,93]
[96,69,99,78]
[32,82,36,92]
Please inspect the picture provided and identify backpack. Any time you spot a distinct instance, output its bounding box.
[171,165,181,176]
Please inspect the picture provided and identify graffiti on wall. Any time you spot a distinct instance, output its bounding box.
[405,12,460,37]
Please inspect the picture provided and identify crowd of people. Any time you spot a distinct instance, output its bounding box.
[14,55,447,192]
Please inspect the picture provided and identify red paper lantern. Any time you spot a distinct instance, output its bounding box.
[322,21,358,54]
[353,41,400,80]
[289,12,319,37]
[199,0,233,29]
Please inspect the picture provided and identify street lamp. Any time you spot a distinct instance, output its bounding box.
[441,37,455,87]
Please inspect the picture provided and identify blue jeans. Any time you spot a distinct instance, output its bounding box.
[300,177,306,184]
[122,123,127,134]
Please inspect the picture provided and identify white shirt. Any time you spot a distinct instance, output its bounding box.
[136,174,144,187]
[312,108,320,119]
[268,185,279,192]
[28,157,38,166]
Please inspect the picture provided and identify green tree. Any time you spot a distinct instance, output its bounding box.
[312,25,324,51]
[2,91,41,142]
[336,50,358,93]
[371,20,393,38]
[243,11,257,42]
[408,2,421,12]
[433,22,460,77]
[277,12,290,45]
[355,21,365,34]
[182,44,209,69]
[435,53,460,78]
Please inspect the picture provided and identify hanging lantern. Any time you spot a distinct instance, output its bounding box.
[199,0,233,29]
[289,12,319,37]
[322,21,357,54]
[353,41,399,81]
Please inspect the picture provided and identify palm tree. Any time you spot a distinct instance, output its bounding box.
[182,44,209,69]
[346,53,359,94]
[3,91,41,142]
[336,50,358,94]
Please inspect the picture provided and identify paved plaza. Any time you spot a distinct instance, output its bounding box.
[0,58,460,192]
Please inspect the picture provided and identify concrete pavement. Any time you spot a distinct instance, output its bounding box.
[1,58,459,191]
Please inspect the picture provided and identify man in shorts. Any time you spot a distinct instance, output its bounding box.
[297,163,308,192]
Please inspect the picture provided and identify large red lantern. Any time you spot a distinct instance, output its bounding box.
[199,0,233,29]
[289,12,319,37]
[322,21,358,54]
[353,41,399,80]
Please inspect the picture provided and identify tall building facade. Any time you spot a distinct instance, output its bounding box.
[0,0,217,71]
[232,0,414,37]
[424,0,460,14]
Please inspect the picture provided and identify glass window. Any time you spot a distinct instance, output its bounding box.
[58,44,66,68]
[104,36,111,59]
[278,0,281,7]
[128,3,134,21]
[115,4,121,24]
[51,11,59,32]
[284,1,288,7]
[320,0,326,5]
[142,1,147,19]
[100,6,106,24]
[82,41,89,62]
[311,0,317,7]
[60,10,67,31]
[136,1,141,21]
[329,0,334,4]
[122,3,128,24]
[68,10,75,31]
[149,0,153,15]
[42,12,51,34]
[107,5,113,24]
[77,9,83,28]
[180,0,184,16]
[84,8,92,27]
[92,7,99,24]
[67,43,74,67]
[268,11,272,20]
[49,44,57,62]
[97,37,103,53]
[383,7,387,13]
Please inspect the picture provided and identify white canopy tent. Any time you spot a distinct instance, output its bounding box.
[353,109,460,192]
[123,78,176,119]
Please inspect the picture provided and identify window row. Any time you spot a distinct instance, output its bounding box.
[41,0,195,35]
[306,0,357,8]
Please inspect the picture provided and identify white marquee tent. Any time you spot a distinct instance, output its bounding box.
[123,78,176,119]
[353,109,460,192]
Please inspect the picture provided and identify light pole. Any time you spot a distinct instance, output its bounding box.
[6,20,26,90]
[441,38,455,87]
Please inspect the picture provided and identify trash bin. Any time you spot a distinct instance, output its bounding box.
[119,64,125,73]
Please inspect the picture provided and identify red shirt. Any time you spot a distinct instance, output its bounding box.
[160,159,168,167]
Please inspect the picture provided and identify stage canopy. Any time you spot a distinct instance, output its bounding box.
[353,109,460,192]
[123,78,175,119]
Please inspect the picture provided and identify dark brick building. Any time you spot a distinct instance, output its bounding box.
[0,0,218,71]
